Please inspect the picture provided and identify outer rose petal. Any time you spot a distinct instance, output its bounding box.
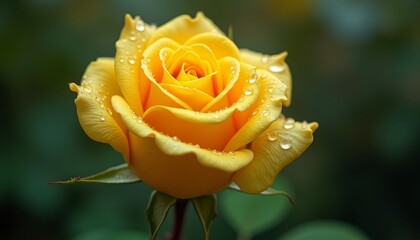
[115,14,156,115]
[69,58,129,161]
[112,95,254,198]
[240,49,292,106]
[224,70,288,151]
[233,117,318,193]
[148,12,224,45]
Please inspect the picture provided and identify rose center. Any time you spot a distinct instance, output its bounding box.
[175,62,204,81]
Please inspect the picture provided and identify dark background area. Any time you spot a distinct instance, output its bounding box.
[1,0,419,239]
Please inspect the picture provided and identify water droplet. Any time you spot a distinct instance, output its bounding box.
[82,84,92,93]
[280,137,292,150]
[268,87,273,93]
[136,20,145,32]
[129,36,136,41]
[283,118,295,129]
[128,59,135,65]
[228,151,235,156]
[252,110,258,115]
[238,97,244,102]
[244,87,254,96]
[137,117,143,124]
[100,116,106,121]
[172,136,179,142]
[107,107,113,116]
[302,121,308,129]
[249,73,258,84]
[261,55,269,64]
[269,64,284,73]
[262,109,270,116]
[95,96,102,102]
[119,57,124,63]
[267,131,278,141]
[194,144,200,148]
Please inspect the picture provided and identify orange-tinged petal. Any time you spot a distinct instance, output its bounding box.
[224,70,288,151]
[159,83,214,111]
[142,38,180,83]
[148,12,224,45]
[115,14,156,115]
[111,95,254,198]
[69,58,129,161]
[201,57,242,112]
[233,117,318,193]
[241,49,292,106]
[185,33,241,60]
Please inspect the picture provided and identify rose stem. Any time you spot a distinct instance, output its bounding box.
[168,199,189,240]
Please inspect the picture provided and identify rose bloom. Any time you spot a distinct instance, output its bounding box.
[70,13,318,199]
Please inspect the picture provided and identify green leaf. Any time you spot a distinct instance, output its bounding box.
[147,191,177,240]
[221,177,293,237]
[191,194,217,240]
[229,182,295,204]
[279,220,369,240]
[49,163,140,184]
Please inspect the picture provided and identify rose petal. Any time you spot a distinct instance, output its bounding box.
[185,33,241,60]
[201,57,242,112]
[115,14,156,115]
[241,49,292,106]
[159,83,214,110]
[233,117,318,193]
[112,96,254,184]
[224,70,288,151]
[141,54,192,110]
[70,58,129,161]
[112,96,253,198]
[143,38,180,83]
[148,12,224,45]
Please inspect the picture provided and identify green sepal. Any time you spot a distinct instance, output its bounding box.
[228,182,295,205]
[147,191,177,240]
[191,194,217,240]
[49,163,140,184]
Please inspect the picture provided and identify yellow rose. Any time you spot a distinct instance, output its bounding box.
[70,13,318,199]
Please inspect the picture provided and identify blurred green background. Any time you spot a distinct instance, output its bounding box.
[1,0,419,239]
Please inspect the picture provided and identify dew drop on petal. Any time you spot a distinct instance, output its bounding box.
[100,116,106,121]
[136,20,145,32]
[82,84,92,93]
[107,107,113,116]
[280,137,292,150]
[269,64,285,73]
[119,57,124,63]
[129,36,136,41]
[249,73,258,84]
[283,118,295,129]
[267,131,278,142]
[128,59,135,65]
[244,87,254,96]
[228,151,235,156]
[302,120,308,129]
[262,109,270,116]
[137,117,143,124]
[261,55,269,64]
[172,136,179,142]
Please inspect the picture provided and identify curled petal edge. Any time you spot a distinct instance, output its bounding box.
[112,95,254,173]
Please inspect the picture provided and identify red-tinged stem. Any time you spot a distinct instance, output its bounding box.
[167,199,188,240]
